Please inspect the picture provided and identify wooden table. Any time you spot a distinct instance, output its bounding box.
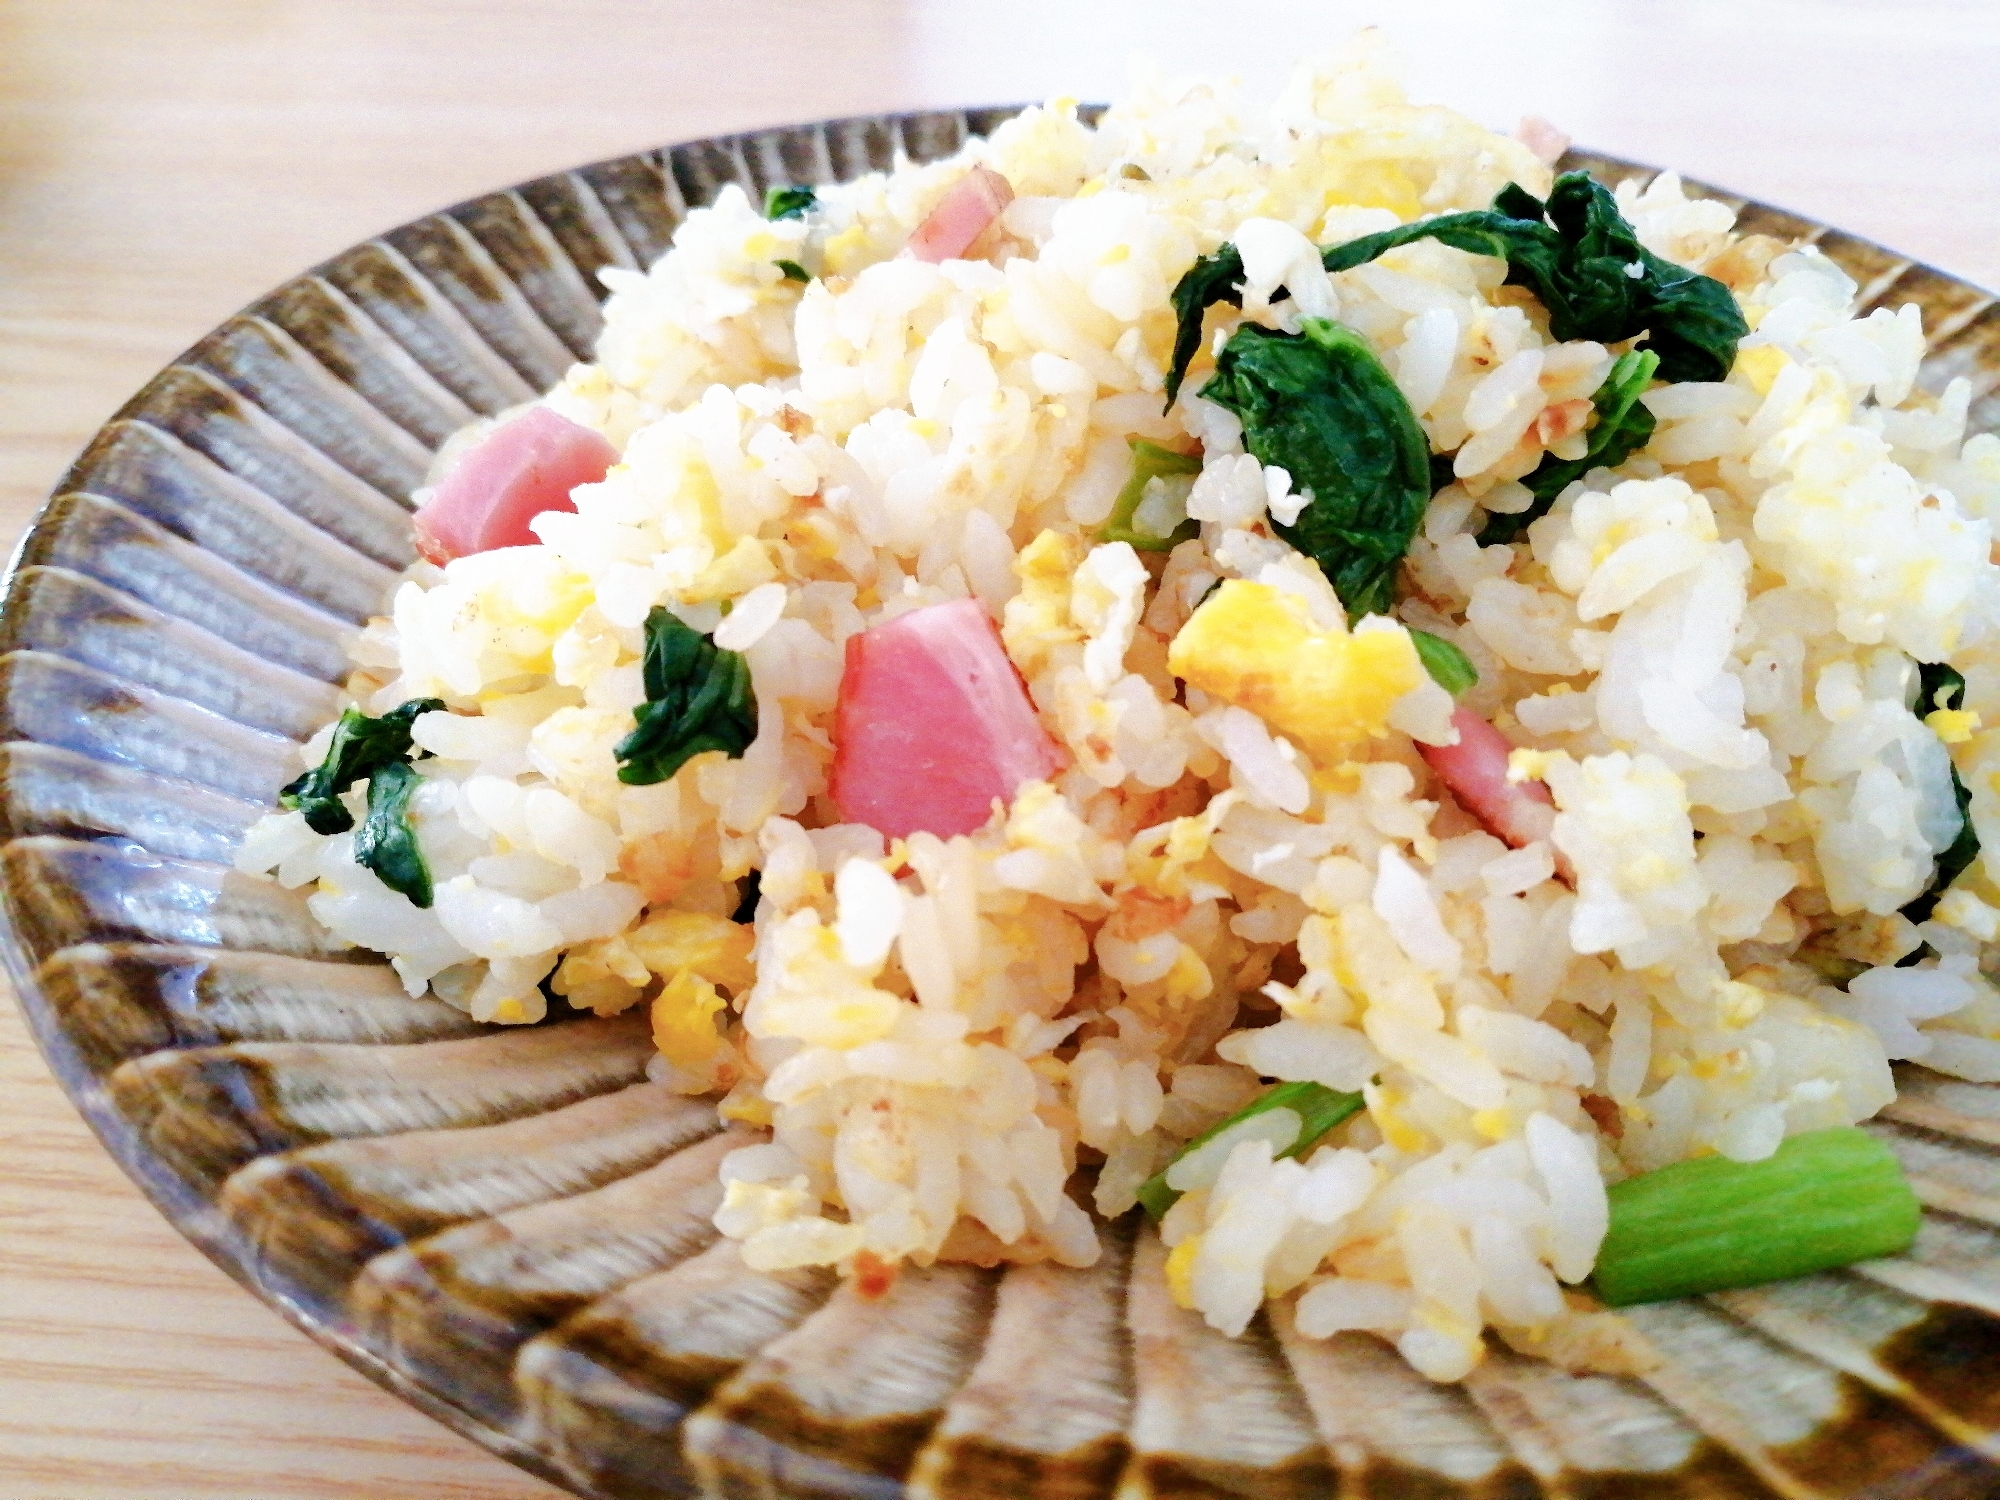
[2,2,1995,1495]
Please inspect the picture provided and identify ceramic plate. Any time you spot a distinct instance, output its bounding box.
[6,109,2000,1500]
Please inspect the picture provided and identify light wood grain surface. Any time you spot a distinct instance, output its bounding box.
[2,2,1995,1496]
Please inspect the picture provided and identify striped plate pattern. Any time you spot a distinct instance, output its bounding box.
[4,112,2000,1500]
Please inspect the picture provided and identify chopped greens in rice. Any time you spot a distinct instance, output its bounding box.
[236,37,2000,1384]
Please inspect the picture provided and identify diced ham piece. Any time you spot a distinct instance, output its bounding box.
[829,597,1064,840]
[1419,706,1557,850]
[1514,115,1571,168]
[902,166,1014,265]
[412,407,618,564]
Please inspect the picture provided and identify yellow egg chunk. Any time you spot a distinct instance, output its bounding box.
[1166,580,1422,763]
[651,968,728,1073]
[683,534,778,602]
[628,909,757,994]
[1002,528,1086,675]
[1926,707,1981,744]
[1164,1233,1202,1308]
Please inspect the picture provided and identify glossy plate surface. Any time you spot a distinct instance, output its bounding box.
[5,109,2000,1499]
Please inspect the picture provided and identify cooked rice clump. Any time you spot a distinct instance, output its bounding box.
[238,38,2000,1382]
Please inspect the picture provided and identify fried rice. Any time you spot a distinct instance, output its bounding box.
[236,35,2000,1382]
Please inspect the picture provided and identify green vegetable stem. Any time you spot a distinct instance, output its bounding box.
[1411,630,1479,696]
[280,697,443,835]
[1477,349,1660,545]
[1199,318,1432,623]
[1136,1079,1366,1222]
[615,606,759,786]
[764,185,818,221]
[1099,439,1204,551]
[1592,1127,1921,1307]
[1902,662,1979,924]
[1164,170,1746,405]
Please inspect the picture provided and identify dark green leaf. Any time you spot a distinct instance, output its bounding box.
[1492,181,1548,222]
[1919,662,1968,714]
[1533,174,1746,383]
[1166,191,1547,404]
[1904,783,1978,925]
[1411,630,1478,696]
[1164,171,1746,406]
[1163,244,1247,406]
[354,759,434,908]
[774,259,811,283]
[731,868,763,925]
[1316,202,1549,277]
[280,697,444,835]
[764,185,817,221]
[1099,438,1204,551]
[615,607,759,786]
[1478,349,1660,544]
[1199,318,1431,622]
[1136,1080,1366,1221]
[1902,662,1980,923]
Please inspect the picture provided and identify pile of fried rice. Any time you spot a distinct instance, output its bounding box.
[238,37,2000,1382]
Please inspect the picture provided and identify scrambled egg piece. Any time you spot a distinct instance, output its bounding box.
[742,909,904,1048]
[718,1082,775,1127]
[487,559,596,658]
[1164,1233,1202,1309]
[1735,343,1788,396]
[684,535,779,602]
[1119,791,1239,903]
[628,910,757,993]
[1003,528,1086,675]
[1927,707,1981,744]
[1166,580,1422,763]
[1364,1081,1431,1154]
[555,909,755,1020]
[652,968,729,1073]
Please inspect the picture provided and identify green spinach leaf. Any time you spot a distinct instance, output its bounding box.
[1478,349,1660,544]
[1164,171,1745,405]
[1922,663,1969,715]
[1164,243,1249,406]
[1411,630,1479,696]
[1199,318,1431,621]
[1519,175,1746,384]
[280,697,444,835]
[1099,439,1204,551]
[354,759,434,908]
[616,607,759,786]
[1903,662,1980,924]
[774,259,811,283]
[764,185,817,221]
[731,868,763,925]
